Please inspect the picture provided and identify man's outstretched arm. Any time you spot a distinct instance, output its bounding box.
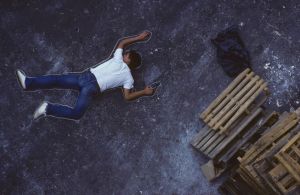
[123,87,155,101]
[117,31,151,49]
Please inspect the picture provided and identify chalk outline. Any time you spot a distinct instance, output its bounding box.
[15,30,153,122]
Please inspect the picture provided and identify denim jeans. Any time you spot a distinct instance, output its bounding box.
[25,69,100,120]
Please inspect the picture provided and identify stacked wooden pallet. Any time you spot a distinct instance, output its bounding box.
[191,68,270,180]
[200,68,268,133]
[219,111,300,195]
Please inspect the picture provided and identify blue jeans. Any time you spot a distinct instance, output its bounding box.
[25,69,100,120]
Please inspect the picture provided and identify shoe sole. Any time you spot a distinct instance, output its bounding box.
[33,101,47,120]
[15,69,26,90]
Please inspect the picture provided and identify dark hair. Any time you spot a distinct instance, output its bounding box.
[125,50,141,70]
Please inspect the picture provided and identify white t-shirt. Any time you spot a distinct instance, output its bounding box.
[90,48,134,92]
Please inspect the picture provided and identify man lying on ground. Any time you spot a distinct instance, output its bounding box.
[16,30,155,121]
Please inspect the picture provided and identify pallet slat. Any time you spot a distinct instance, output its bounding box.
[204,72,255,123]
[208,75,261,130]
[200,68,251,119]
[209,107,263,159]
[220,82,267,133]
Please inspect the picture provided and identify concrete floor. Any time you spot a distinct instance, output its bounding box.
[0,0,299,194]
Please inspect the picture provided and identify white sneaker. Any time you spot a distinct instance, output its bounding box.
[16,69,27,90]
[33,101,48,120]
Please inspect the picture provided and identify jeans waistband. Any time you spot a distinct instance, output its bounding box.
[81,69,101,93]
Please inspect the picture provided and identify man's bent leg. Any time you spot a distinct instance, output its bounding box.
[25,72,81,91]
[45,86,95,120]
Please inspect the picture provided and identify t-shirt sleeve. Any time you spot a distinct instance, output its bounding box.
[123,78,134,89]
[113,48,123,61]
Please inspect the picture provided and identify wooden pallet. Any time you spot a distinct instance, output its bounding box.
[239,112,299,165]
[220,139,300,195]
[193,107,263,159]
[268,162,300,194]
[200,68,269,133]
[191,108,278,181]
[251,133,300,194]
[191,69,272,181]
[219,111,300,195]
[275,132,300,187]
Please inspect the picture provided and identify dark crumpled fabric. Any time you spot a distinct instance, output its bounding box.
[211,25,251,77]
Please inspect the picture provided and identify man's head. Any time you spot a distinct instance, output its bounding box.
[123,50,141,70]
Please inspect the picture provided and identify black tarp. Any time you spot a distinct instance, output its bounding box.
[212,25,251,77]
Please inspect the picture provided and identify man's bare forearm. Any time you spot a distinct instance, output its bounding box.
[125,89,146,101]
[117,31,151,49]
[123,86,154,101]
[118,35,143,49]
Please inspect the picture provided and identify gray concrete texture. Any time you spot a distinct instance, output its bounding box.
[0,0,299,194]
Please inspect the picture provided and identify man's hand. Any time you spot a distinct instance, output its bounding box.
[143,86,155,96]
[138,31,152,41]
[123,86,156,101]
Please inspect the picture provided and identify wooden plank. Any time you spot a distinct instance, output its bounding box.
[205,134,226,155]
[282,152,300,174]
[195,130,216,149]
[201,160,224,181]
[245,118,299,165]
[213,77,262,131]
[200,68,251,119]
[238,166,265,194]
[253,160,284,195]
[190,125,211,147]
[281,174,297,191]
[258,111,279,129]
[220,82,267,133]
[218,79,266,132]
[291,145,300,158]
[203,72,255,123]
[261,113,297,139]
[220,122,300,195]
[276,152,300,183]
[280,131,300,152]
[220,111,265,163]
[201,160,217,181]
[218,79,265,131]
[219,177,243,195]
[208,107,263,159]
[269,163,288,182]
[276,174,296,193]
[207,75,260,129]
[274,174,291,193]
[244,91,268,119]
[241,113,298,165]
[229,175,254,194]
[254,131,293,164]
[239,112,289,163]
[200,132,222,153]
